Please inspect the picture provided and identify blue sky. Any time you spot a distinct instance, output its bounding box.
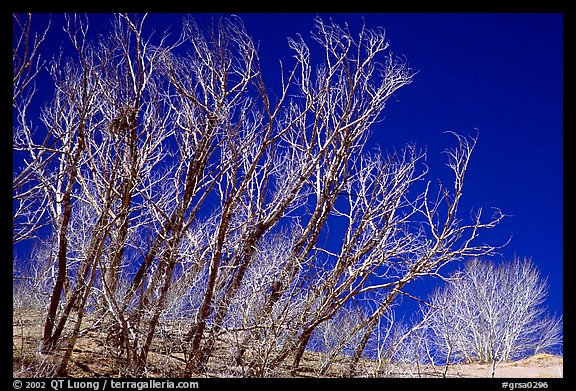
[15,13,563,318]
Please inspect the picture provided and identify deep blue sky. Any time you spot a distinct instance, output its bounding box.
[16,13,563,318]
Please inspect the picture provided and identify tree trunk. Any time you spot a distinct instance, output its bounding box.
[57,246,100,376]
[42,123,86,352]
[42,179,74,352]
[348,316,377,377]
[291,327,314,370]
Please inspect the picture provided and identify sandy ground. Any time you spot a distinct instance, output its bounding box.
[444,354,563,378]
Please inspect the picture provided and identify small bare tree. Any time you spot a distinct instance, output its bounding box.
[423,258,563,378]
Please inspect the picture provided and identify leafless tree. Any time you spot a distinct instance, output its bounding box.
[13,12,175,373]
[422,258,563,378]
[14,13,508,377]
[533,313,563,356]
[308,303,367,376]
[13,13,51,245]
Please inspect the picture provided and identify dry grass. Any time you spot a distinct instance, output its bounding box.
[13,306,563,378]
[12,306,345,378]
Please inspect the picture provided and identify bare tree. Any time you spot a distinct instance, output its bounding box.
[13,13,51,245]
[37,14,103,355]
[364,306,440,378]
[14,14,508,378]
[423,258,563,378]
[13,12,176,372]
[534,313,563,356]
[307,302,367,376]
